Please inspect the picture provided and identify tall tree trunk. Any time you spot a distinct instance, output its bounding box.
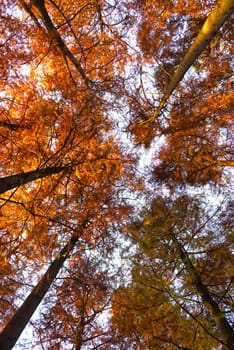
[0,166,66,194]
[170,232,234,349]
[30,0,91,86]
[75,314,86,350]
[152,0,234,121]
[0,235,78,350]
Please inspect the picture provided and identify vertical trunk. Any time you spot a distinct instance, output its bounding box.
[0,166,66,194]
[171,233,234,349]
[0,235,78,350]
[153,0,234,120]
[75,316,85,350]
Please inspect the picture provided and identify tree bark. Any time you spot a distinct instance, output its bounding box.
[0,166,66,194]
[152,0,234,121]
[0,235,78,350]
[216,160,234,167]
[30,0,91,86]
[171,233,234,349]
[0,121,31,131]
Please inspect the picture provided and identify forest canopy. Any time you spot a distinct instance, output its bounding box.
[0,1,233,349]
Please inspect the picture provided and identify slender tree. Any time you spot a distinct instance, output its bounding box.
[150,0,234,121]
[111,195,234,349]
[27,0,91,86]
[129,0,233,153]
[32,250,113,350]
[170,230,234,349]
[0,233,81,350]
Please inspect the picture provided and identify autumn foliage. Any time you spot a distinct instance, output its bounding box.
[0,0,233,349]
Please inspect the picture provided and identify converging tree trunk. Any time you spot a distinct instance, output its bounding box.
[152,0,234,121]
[0,166,66,194]
[170,232,234,349]
[0,235,78,350]
[28,0,91,86]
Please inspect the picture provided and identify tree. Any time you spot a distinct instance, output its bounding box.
[0,1,134,347]
[23,0,91,86]
[111,195,234,349]
[0,233,80,350]
[151,0,234,121]
[0,0,233,348]
[0,163,131,349]
[131,0,234,126]
[126,0,234,188]
[32,249,113,350]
